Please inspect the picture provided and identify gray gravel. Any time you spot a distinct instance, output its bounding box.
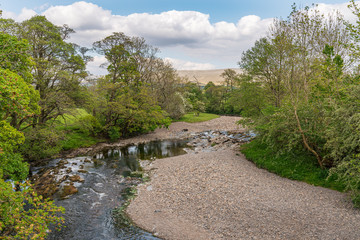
[126,117,360,240]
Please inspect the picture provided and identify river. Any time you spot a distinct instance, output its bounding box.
[40,139,190,240]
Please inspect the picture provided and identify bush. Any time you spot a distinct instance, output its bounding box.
[77,115,102,136]
[0,121,28,181]
[108,126,121,142]
[329,156,360,207]
[20,127,63,161]
[0,179,64,239]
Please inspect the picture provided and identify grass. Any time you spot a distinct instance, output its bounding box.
[241,138,345,192]
[60,131,100,151]
[55,108,90,126]
[177,112,220,123]
[54,108,105,151]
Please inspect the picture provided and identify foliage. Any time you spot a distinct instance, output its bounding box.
[0,25,65,238]
[0,121,28,181]
[52,109,103,150]
[92,32,171,138]
[19,15,88,126]
[0,180,65,239]
[147,59,186,119]
[77,115,102,136]
[20,127,63,162]
[241,139,345,191]
[237,3,360,206]
[329,156,360,207]
[0,69,40,124]
[182,82,206,115]
[204,84,226,114]
[192,70,242,116]
[0,34,40,130]
[0,33,33,82]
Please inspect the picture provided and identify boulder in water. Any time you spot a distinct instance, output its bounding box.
[60,184,78,199]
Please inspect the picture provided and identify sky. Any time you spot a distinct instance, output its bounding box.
[1,0,357,75]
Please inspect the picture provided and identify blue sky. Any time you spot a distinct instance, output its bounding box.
[1,0,356,74]
[2,0,348,21]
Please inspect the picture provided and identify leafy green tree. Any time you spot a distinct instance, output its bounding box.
[221,68,238,95]
[146,59,185,119]
[204,84,226,114]
[0,34,32,82]
[0,33,40,130]
[92,33,170,138]
[0,20,65,238]
[182,82,205,115]
[0,120,27,181]
[20,16,88,125]
[0,180,65,239]
[239,5,350,168]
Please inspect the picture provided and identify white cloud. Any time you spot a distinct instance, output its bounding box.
[5,1,359,73]
[33,1,273,72]
[86,55,107,76]
[3,8,37,22]
[315,1,359,22]
[165,57,216,70]
[39,2,272,48]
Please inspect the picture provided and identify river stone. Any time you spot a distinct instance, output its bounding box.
[60,184,78,199]
[69,175,84,183]
[31,168,59,199]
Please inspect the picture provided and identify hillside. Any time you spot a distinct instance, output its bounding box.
[177,68,242,86]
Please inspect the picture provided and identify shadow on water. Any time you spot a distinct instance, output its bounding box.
[46,139,189,240]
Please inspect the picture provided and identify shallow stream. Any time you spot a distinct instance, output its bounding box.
[38,131,255,239]
[45,139,190,240]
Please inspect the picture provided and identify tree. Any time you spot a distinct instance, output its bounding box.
[92,33,170,138]
[20,16,88,125]
[239,5,350,168]
[146,58,185,119]
[221,69,238,93]
[0,33,40,130]
[239,36,287,108]
[0,25,64,238]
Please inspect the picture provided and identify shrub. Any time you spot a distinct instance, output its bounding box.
[20,127,63,161]
[108,126,121,142]
[0,180,65,239]
[329,156,360,207]
[77,115,102,136]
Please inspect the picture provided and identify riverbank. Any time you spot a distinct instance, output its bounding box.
[64,116,242,158]
[126,117,360,239]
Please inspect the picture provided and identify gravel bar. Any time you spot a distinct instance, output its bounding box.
[126,117,360,240]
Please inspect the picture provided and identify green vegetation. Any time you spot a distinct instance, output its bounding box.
[54,109,102,150]
[3,1,360,237]
[241,139,345,192]
[0,18,64,238]
[177,112,219,123]
[0,11,197,239]
[238,2,360,206]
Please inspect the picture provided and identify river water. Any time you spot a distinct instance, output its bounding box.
[41,131,255,239]
[45,139,190,240]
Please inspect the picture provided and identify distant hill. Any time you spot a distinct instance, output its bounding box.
[177,68,242,86]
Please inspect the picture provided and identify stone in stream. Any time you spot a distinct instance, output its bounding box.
[60,183,78,199]
[69,175,84,183]
[31,168,59,199]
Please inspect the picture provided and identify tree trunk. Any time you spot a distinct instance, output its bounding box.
[294,106,323,168]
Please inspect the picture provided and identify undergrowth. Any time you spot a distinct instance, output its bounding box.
[241,138,345,192]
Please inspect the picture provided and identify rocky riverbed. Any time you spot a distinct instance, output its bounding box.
[31,116,249,239]
[126,117,360,240]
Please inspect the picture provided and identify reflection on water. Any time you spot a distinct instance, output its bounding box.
[94,140,189,177]
[47,139,189,240]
